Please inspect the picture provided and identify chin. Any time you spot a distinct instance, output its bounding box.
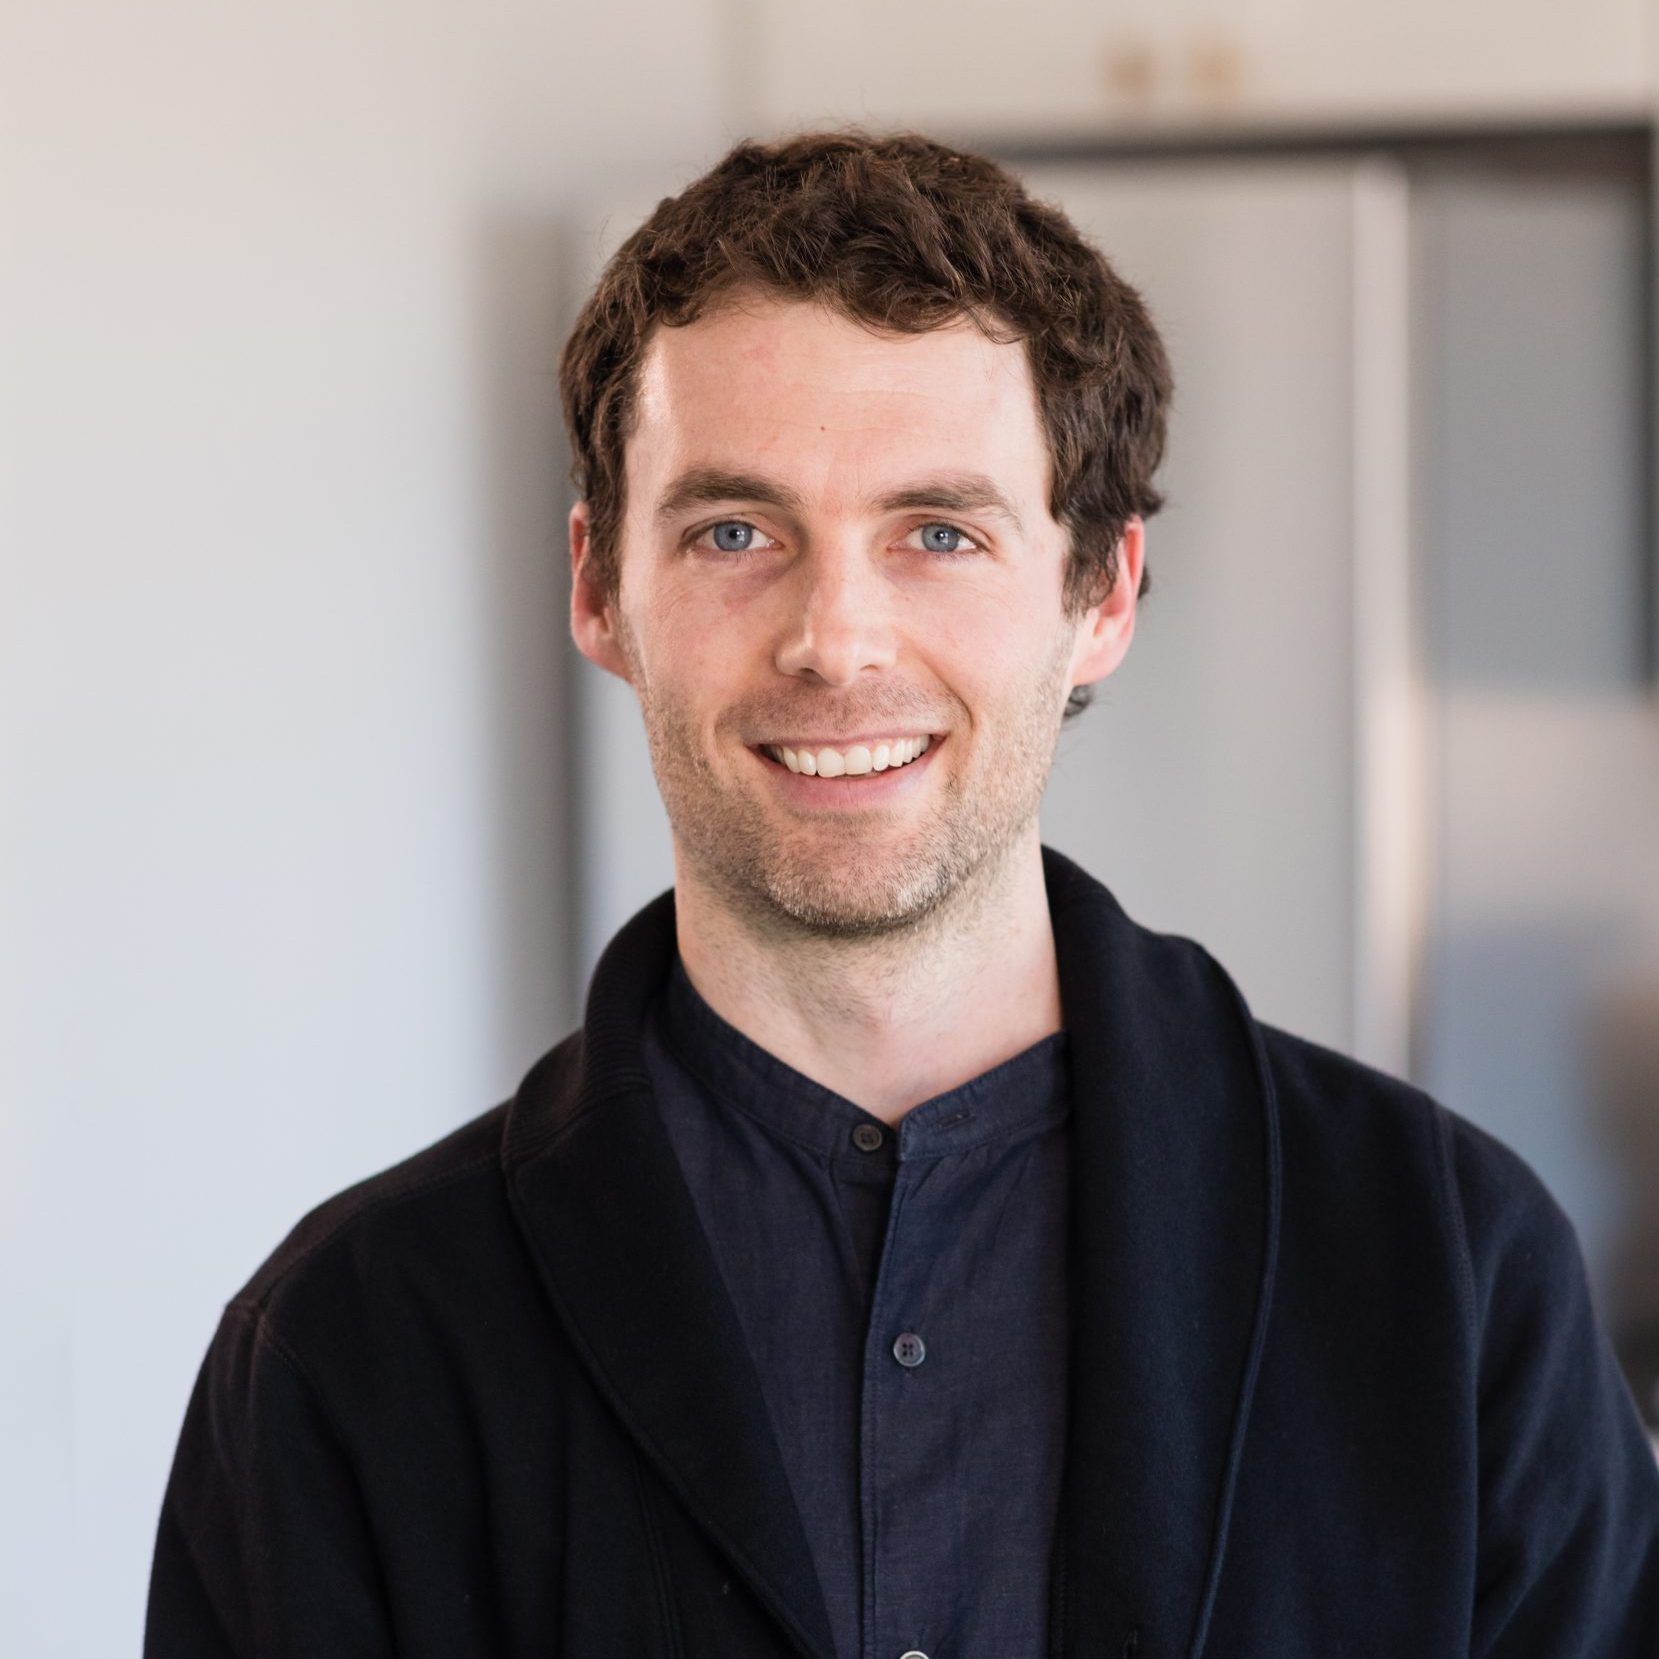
[754,848,954,938]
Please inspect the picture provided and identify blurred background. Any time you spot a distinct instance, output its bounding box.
[4,1,1659,1652]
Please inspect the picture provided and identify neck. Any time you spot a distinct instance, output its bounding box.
[672,829,1063,1126]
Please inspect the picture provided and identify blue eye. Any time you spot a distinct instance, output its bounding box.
[706,520,757,553]
[913,522,979,554]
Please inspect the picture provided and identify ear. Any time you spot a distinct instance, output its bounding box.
[1067,516,1144,691]
[569,500,634,684]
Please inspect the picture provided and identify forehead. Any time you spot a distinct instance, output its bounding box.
[624,293,1051,509]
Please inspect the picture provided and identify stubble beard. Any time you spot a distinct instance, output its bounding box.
[617,612,1078,943]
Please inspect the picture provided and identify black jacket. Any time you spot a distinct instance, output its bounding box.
[145,846,1659,1657]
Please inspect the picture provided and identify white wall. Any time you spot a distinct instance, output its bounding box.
[0,3,730,1654]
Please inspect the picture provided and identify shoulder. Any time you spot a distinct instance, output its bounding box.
[1255,1017,1434,1128]
[220,1026,589,1345]
[1255,1018,1579,1335]
[1254,1016,1450,1185]
[182,1032,601,1454]
[224,1090,525,1364]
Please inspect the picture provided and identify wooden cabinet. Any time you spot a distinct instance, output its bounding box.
[750,0,1652,137]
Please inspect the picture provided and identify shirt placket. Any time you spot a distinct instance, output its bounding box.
[858,1152,941,1659]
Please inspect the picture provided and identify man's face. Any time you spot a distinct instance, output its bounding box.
[571,290,1139,938]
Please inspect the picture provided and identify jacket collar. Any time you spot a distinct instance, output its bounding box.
[502,844,1282,1659]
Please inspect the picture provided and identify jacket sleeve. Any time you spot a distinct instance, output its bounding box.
[144,1300,397,1658]
[1446,1112,1659,1657]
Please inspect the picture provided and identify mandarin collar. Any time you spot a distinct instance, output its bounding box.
[655,952,1070,1164]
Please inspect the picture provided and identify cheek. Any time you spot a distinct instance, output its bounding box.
[651,557,794,667]
[632,580,751,709]
[919,589,1061,697]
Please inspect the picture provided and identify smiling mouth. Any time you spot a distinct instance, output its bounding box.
[755,735,938,778]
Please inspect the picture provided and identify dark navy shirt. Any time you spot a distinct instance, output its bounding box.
[642,955,1071,1659]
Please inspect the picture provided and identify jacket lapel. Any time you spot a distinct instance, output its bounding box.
[502,845,1282,1659]
[1044,844,1282,1659]
[502,889,838,1659]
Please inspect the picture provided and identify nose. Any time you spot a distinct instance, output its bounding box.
[772,543,899,686]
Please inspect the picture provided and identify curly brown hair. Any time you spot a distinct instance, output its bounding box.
[558,128,1173,719]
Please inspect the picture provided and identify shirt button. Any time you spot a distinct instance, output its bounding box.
[892,1331,927,1367]
[851,1123,884,1152]
[899,1651,929,1658]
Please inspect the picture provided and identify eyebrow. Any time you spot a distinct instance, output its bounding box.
[652,465,1025,533]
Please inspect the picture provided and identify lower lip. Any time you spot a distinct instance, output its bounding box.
[749,739,943,809]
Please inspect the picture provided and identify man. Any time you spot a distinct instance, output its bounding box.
[146,131,1659,1658]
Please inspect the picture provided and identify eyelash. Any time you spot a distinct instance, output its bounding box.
[687,518,986,558]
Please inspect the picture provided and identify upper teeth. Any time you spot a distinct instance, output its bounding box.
[766,736,932,777]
